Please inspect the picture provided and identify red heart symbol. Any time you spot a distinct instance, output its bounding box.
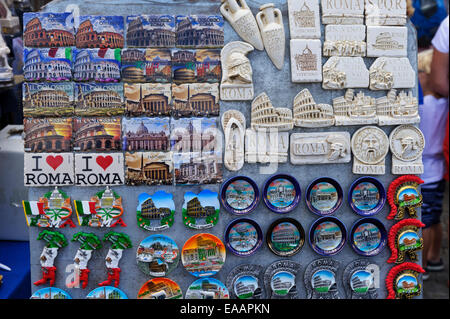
[46,155,63,170]
[96,155,113,171]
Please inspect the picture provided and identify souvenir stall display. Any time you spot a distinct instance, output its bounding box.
[22,0,423,300]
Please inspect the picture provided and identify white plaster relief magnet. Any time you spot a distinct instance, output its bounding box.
[290,39,322,83]
[287,0,321,39]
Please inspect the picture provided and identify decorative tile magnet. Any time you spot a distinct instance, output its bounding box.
[182,189,220,230]
[385,262,425,299]
[75,16,124,49]
[304,258,340,299]
[343,259,378,299]
[251,92,294,131]
[263,260,300,299]
[75,82,125,116]
[73,48,121,82]
[175,15,224,48]
[138,278,182,299]
[376,89,419,126]
[323,25,366,57]
[224,218,263,257]
[387,218,425,264]
[30,287,72,299]
[293,89,334,127]
[23,47,72,82]
[125,151,173,186]
[125,83,172,116]
[86,286,128,299]
[290,39,322,83]
[23,84,74,117]
[351,126,389,175]
[136,191,175,231]
[323,57,369,89]
[348,176,386,216]
[222,110,246,171]
[220,175,260,215]
[23,12,75,47]
[136,234,180,277]
[366,26,407,57]
[226,264,264,299]
[174,152,223,185]
[320,0,364,24]
[262,174,301,214]
[126,15,176,48]
[333,89,378,126]
[266,218,305,257]
[245,129,289,164]
[74,187,126,227]
[172,83,220,117]
[365,0,407,26]
[309,216,347,256]
[389,125,425,175]
[121,48,172,83]
[172,49,196,83]
[220,41,254,101]
[122,117,170,152]
[74,153,125,186]
[350,217,387,256]
[369,57,415,90]
[181,233,226,277]
[290,132,351,165]
[185,277,229,299]
[196,49,222,83]
[73,117,121,152]
[287,0,321,39]
[23,187,75,228]
[24,153,74,187]
[306,177,343,216]
[387,175,423,220]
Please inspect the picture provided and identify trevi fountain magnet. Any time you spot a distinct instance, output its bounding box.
[262,174,301,213]
[182,189,220,230]
[224,218,263,257]
[304,258,340,299]
[387,218,425,264]
[220,175,260,215]
[343,259,378,299]
[386,262,425,299]
[226,264,264,299]
[256,3,285,70]
[185,277,230,299]
[348,176,386,216]
[136,234,180,277]
[220,0,264,51]
[351,126,389,175]
[305,177,343,216]
[266,218,305,257]
[309,216,347,256]
[220,41,254,101]
[350,217,387,257]
[136,191,175,231]
[222,110,246,171]
[264,260,300,299]
[387,175,423,220]
[389,125,425,175]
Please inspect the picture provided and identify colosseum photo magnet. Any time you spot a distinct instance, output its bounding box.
[122,117,170,152]
[136,191,175,231]
[124,83,172,116]
[121,49,172,83]
[182,189,220,230]
[126,15,176,48]
[175,15,224,48]
[72,48,121,82]
[125,151,173,186]
[75,83,124,116]
[75,15,124,49]
[73,117,122,152]
[24,118,72,152]
[23,12,75,47]
[23,82,74,117]
[23,47,72,82]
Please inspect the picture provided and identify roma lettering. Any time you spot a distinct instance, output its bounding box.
[293,141,328,155]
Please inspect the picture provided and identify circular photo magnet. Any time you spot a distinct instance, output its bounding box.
[306,177,343,216]
[348,176,386,216]
[185,277,230,299]
[137,278,182,299]
[350,217,387,257]
[262,174,301,213]
[86,286,128,299]
[181,233,226,277]
[220,176,260,215]
[224,218,263,257]
[309,216,347,256]
[30,287,72,299]
[266,218,305,257]
[136,234,180,277]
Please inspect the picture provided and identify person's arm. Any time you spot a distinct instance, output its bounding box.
[430,47,449,97]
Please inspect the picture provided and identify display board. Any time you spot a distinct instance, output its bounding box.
[26,0,421,299]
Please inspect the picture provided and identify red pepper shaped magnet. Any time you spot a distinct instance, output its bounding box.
[387,218,425,264]
[387,175,424,220]
[386,262,425,299]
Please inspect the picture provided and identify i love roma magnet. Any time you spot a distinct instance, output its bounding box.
[24,153,74,186]
[74,153,124,186]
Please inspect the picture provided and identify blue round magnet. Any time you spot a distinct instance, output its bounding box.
[306,177,343,216]
[349,217,387,257]
[224,218,263,257]
[309,216,347,256]
[262,174,301,214]
[220,176,260,215]
[348,176,386,216]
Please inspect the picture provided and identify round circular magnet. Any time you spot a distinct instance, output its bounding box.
[30,287,72,299]
[266,218,305,257]
[224,218,263,257]
[181,233,226,277]
[309,216,347,256]
[137,278,182,299]
[136,234,180,277]
[262,174,301,214]
[348,176,386,216]
[220,176,260,215]
[349,217,387,257]
[305,177,343,216]
[185,277,230,299]
[85,286,128,299]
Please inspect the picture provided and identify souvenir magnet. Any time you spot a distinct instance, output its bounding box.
[369,57,415,90]
[365,0,407,26]
[386,262,425,299]
[137,191,175,231]
[182,189,220,230]
[136,234,180,277]
[23,47,72,82]
[73,117,121,152]
[304,258,340,299]
[75,82,124,116]
[121,49,172,83]
[245,129,289,164]
[343,259,378,299]
[175,15,224,48]
[366,26,408,57]
[122,117,170,152]
[125,83,172,116]
[24,117,72,152]
[351,126,389,175]
[387,175,424,220]
[74,187,126,227]
[86,286,128,299]
[74,153,125,186]
[138,278,182,299]
[350,217,387,257]
[389,125,425,175]
[320,0,364,24]
[287,0,321,39]
[266,218,305,257]
[98,231,132,288]
[220,175,259,215]
[224,218,263,257]
[220,0,264,50]
[293,89,334,127]
[263,260,300,299]
[226,264,264,299]
[73,48,121,82]
[387,218,425,264]
[309,216,347,256]
[323,25,366,57]
[125,151,173,186]
[181,233,226,277]
[306,177,343,216]
[262,174,301,214]
[22,187,75,228]
[333,89,378,126]
[349,176,386,216]
[376,89,420,126]
[290,39,323,83]
[76,16,124,49]
[196,49,222,83]
[171,49,196,84]
[69,232,102,289]
[30,287,72,299]
[323,57,369,89]
[24,153,74,187]
[34,229,68,287]
[173,152,223,185]
[185,277,229,299]
[251,92,294,131]
[23,12,75,47]
[126,15,176,48]
[222,110,246,171]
